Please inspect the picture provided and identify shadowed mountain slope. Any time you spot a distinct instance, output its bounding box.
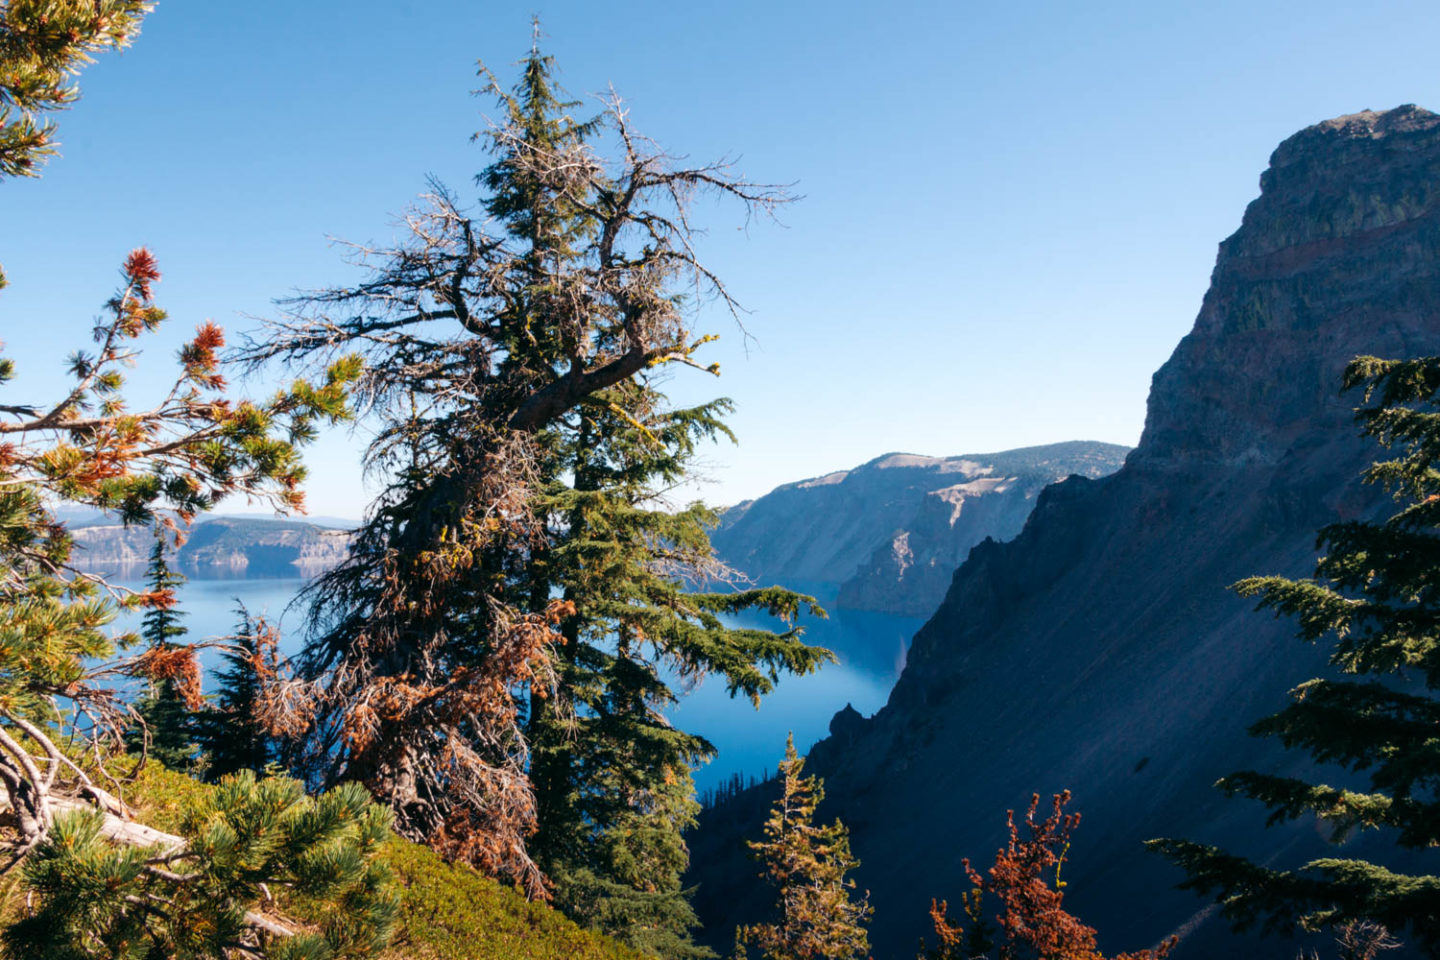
[688,105,1440,958]
[712,442,1129,617]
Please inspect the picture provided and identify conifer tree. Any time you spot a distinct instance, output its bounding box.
[0,0,152,292]
[735,733,871,960]
[530,385,828,957]
[0,14,387,951]
[0,246,355,860]
[125,532,199,770]
[240,33,828,910]
[0,184,356,950]
[197,603,284,780]
[0,0,151,179]
[1149,355,1440,953]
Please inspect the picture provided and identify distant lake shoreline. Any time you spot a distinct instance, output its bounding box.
[114,574,924,792]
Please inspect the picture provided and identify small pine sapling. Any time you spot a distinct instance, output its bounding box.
[735,733,871,960]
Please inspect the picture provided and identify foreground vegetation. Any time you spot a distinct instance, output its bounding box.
[1150,356,1440,954]
[0,3,1436,958]
[0,762,642,960]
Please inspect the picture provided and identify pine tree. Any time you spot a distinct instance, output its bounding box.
[197,603,283,780]
[736,733,871,960]
[6,771,398,959]
[0,246,355,861]
[0,1,152,293]
[0,15,382,951]
[239,32,826,912]
[125,532,198,770]
[1148,355,1440,953]
[0,1,151,179]
[0,255,360,947]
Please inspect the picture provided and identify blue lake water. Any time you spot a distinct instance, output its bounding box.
[112,575,924,793]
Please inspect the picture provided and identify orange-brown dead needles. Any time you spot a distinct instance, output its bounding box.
[926,791,1177,960]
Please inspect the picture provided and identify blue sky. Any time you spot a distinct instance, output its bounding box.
[6,0,1440,519]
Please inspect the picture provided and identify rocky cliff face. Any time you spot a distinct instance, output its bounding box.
[71,516,353,578]
[712,442,1129,617]
[688,106,1440,958]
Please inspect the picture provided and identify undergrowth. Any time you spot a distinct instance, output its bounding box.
[0,762,643,960]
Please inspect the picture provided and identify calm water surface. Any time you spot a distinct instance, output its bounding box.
[113,575,924,792]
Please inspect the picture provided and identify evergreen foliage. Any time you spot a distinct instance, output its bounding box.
[0,0,151,294]
[197,603,285,780]
[5,771,398,960]
[1149,355,1440,952]
[735,734,871,960]
[19,760,649,960]
[125,532,199,771]
[0,0,150,179]
[0,12,412,955]
[238,31,826,939]
[0,26,361,939]
[529,387,829,956]
[0,245,355,855]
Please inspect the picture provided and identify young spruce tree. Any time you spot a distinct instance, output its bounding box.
[1149,355,1440,953]
[197,603,283,780]
[125,533,198,770]
[736,734,871,960]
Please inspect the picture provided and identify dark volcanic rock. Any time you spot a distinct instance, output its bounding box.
[688,106,1440,958]
[712,442,1129,618]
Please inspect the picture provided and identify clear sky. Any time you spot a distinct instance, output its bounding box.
[6,0,1440,520]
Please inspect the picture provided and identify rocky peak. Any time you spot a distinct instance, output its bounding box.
[1136,104,1440,468]
[689,105,1440,958]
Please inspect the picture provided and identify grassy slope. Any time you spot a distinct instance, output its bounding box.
[77,764,644,960]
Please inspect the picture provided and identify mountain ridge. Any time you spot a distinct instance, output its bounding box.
[712,440,1131,617]
[69,515,354,578]
[689,104,1440,957]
